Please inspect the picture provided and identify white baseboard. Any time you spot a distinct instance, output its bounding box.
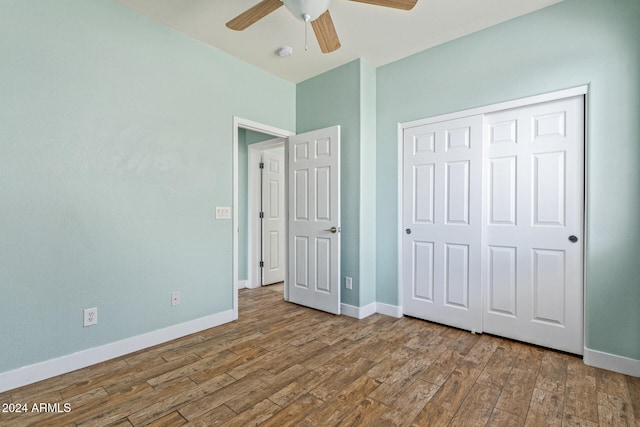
[247,281,261,289]
[584,347,640,377]
[0,309,236,393]
[376,302,403,318]
[341,302,403,319]
[237,280,248,290]
[341,302,377,319]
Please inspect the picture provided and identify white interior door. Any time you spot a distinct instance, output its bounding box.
[402,116,483,332]
[262,147,285,285]
[483,96,584,354]
[288,126,341,314]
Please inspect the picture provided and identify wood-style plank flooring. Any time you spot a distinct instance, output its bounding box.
[1,284,639,426]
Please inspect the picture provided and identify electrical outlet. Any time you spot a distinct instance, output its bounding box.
[171,291,181,306]
[84,307,98,327]
[345,276,352,290]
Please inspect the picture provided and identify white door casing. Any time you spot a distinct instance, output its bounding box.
[483,96,584,354]
[262,147,286,285]
[288,126,341,314]
[402,115,484,332]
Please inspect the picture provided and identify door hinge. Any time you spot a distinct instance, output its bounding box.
[259,162,264,169]
[259,211,264,219]
[259,261,264,268]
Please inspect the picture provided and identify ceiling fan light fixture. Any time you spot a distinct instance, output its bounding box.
[282,0,331,21]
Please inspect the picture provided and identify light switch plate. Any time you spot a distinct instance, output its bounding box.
[215,206,231,219]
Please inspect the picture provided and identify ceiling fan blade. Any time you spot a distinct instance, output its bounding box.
[226,0,283,31]
[350,0,417,11]
[311,10,341,53]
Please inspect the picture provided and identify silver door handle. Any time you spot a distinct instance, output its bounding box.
[323,226,339,233]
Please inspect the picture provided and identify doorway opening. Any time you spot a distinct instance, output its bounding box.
[248,140,286,289]
[233,118,343,317]
[232,117,294,319]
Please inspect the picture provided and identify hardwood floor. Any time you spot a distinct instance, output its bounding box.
[1,285,639,426]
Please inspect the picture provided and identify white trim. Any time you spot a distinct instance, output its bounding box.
[248,147,260,289]
[402,85,589,130]
[237,280,248,290]
[584,348,640,377]
[342,302,403,319]
[396,122,404,313]
[248,138,288,152]
[0,310,235,393]
[582,91,590,356]
[376,303,403,318]
[341,302,377,319]
[232,117,294,315]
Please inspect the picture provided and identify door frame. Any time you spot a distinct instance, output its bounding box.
[248,139,285,290]
[397,85,589,341]
[233,116,294,319]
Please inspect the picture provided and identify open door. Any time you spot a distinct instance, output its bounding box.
[288,126,341,314]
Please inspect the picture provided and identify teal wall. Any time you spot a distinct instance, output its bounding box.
[297,60,362,306]
[0,0,294,373]
[359,61,377,307]
[376,0,640,360]
[296,59,378,308]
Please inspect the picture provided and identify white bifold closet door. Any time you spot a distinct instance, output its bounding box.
[402,115,484,332]
[483,96,584,354]
[402,95,584,355]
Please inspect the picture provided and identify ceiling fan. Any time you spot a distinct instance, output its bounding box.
[226,0,417,54]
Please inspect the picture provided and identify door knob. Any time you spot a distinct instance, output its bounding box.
[406,228,412,235]
[568,235,578,243]
[323,226,338,234]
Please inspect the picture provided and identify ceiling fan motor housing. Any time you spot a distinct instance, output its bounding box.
[282,0,331,21]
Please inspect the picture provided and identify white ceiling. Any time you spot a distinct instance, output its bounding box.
[115,0,565,83]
